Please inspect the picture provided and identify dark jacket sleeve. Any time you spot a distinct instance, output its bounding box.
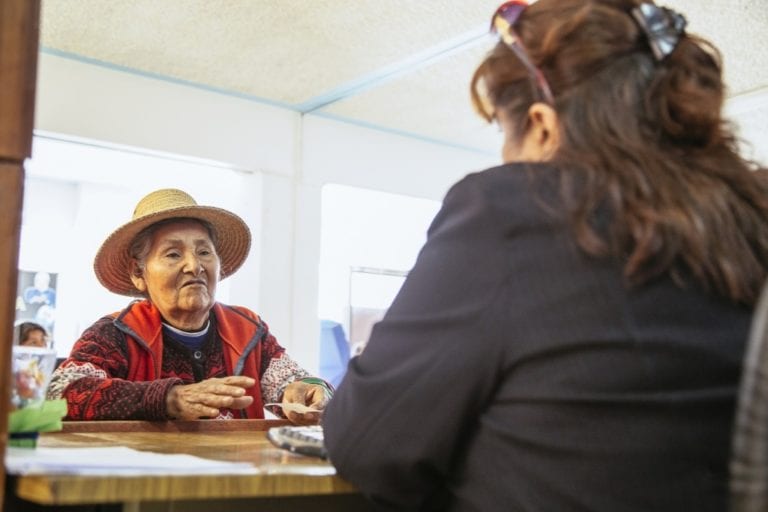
[322,171,513,510]
[47,317,180,420]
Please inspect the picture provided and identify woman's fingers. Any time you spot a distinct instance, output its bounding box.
[166,376,256,419]
[230,395,254,410]
[282,381,330,425]
[217,376,256,388]
[305,385,329,409]
[287,410,321,425]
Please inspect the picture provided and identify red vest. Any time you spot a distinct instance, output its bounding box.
[111,300,266,419]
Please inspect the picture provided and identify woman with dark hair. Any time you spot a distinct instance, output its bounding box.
[16,321,48,348]
[323,1,768,510]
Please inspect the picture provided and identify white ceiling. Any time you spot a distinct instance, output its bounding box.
[39,0,768,155]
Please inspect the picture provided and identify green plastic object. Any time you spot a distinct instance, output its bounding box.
[8,399,67,448]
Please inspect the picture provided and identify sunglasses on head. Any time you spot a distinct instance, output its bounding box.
[491,0,555,105]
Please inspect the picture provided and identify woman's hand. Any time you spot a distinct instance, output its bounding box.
[282,380,331,425]
[165,376,255,419]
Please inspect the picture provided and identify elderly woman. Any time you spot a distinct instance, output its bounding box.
[48,188,330,423]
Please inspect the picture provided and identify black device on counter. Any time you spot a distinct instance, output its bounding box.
[266,425,328,459]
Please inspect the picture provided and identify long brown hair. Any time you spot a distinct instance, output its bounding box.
[471,0,768,305]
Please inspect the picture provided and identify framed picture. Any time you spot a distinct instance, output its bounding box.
[348,267,407,354]
[15,269,58,337]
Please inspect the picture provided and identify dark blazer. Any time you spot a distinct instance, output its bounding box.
[323,162,751,511]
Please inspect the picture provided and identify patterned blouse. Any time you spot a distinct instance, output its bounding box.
[47,308,310,420]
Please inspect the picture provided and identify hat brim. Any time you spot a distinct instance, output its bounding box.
[94,205,251,296]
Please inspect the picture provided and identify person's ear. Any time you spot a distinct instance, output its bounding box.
[130,263,147,292]
[525,102,561,160]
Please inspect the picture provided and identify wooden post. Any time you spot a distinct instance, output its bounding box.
[0,1,41,510]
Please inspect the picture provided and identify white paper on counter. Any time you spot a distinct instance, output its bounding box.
[6,446,259,476]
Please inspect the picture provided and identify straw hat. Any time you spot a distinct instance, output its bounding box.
[94,188,251,296]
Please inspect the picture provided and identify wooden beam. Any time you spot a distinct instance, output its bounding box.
[0,0,40,161]
[0,165,25,512]
[60,419,291,433]
[0,1,41,510]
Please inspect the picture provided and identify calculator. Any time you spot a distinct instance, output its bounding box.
[266,425,328,459]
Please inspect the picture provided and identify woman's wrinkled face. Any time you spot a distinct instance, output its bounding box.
[132,219,220,330]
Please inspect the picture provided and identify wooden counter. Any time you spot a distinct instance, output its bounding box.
[7,420,372,512]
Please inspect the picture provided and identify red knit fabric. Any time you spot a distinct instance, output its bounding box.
[55,301,286,420]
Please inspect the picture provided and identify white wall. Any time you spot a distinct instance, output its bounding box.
[28,51,768,371]
[35,52,297,175]
[726,88,768,166]
[317,185,441,337]
[29,52,497,371]
[302,115,497,201]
